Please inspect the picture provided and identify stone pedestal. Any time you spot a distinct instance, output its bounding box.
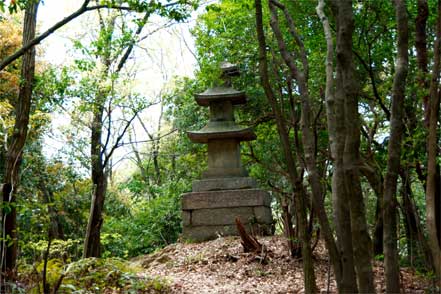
[182,189,273,241]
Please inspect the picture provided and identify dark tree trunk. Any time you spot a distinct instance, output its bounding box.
[39,182,65,240]
[335,0,375,291]
[270,1,343,291]
[255,1,317,292]
[83,99,107,258]
[426,0,441,279]
[436,165,440,247]
[360,161,384,256]
[383,0,408,291]
[416,0,430,124]
[400,169,434,270]
[83,11,114,258]
[83,169,107,257]
[281,199,300,257]
[1,0,39,284]
[82,10,147,257]
[373,197,384,256]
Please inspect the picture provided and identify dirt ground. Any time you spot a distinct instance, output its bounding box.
[132,235,432,293]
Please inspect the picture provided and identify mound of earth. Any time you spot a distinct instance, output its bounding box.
[132,235,430,293]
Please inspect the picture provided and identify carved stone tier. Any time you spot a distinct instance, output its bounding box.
[182,189,273,241]
[195,87,246,106]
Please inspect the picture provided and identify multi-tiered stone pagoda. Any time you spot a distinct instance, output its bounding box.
[181,63,273,241]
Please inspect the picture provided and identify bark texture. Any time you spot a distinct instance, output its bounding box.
[426,0,441,279]
[336,0,375,291]
[255,0,317,292]
[383,0,408,291]
[83,11,115,258]
[0,0,39,283]
[317,1,357,291]
[416,0,430,124]
[270,0,343,291]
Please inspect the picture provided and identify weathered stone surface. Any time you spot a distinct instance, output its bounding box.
[253,206,273,224]
[189,206,273,226]
[191,207,253,226]
[182,189,271,210]
[202,167,247,178]
[182,223,273,242]
[182,211,191,226]
[192,177,257,192]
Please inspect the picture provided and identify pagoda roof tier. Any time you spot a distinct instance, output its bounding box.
[187,121,256,143]
[195,86,246,106]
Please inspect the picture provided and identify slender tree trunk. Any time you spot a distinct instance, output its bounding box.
[316,1,357,291]
[426,0,441,279]
[281,198,300,257]
[83,161,107,257]
[383,1,409,291]
[400,169,434,270]
[373,197,384,256]
[336,0,375,292]
[416,0,430,124]
[83,88,107,258]
[0,1,39,284]
[255,1,316,292]
[39,181,64,240]
[360,161,384,256]
[270,1,343,291]
[82,48,109,255]
[83,10,115,258]
[82,9,148,256]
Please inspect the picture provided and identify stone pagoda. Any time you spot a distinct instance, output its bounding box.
[181,63,273,241]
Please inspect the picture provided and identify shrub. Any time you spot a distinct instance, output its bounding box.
[103,186,183,258]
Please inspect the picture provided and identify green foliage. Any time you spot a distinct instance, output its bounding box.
[62,258,154,293]
[21,239,82,263]
[103,180,187,257]
[21,257,170,293]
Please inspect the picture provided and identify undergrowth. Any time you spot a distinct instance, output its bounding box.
[17,257,170,293]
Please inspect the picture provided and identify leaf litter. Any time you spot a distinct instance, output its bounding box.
[132,235,432,293]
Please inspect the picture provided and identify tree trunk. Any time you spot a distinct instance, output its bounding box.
[336,0,375,292]
[382,0,409,291]
[83,10,115,258]
[359,161,384,256]
[255,1,317,292]
[426,0,441,279]
[400,169,434,270]
[416,0,430,124]
[373,197,384,256]
[83,167,107,257]
[83,97,107,258]
[1,0,39,283]
[316,0,357,291]
[39,181,65,240]
[270,0,343,291]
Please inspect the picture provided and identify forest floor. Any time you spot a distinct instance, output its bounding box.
[131,235,433,293]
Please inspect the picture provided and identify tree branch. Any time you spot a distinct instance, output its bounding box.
[102,110,138,168]
[0,1,182,71]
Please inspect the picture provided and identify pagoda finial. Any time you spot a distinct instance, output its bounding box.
[220,62,239,86]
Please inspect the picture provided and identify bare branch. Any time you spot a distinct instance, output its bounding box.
[102,110,139,168]
[117,128,177,147]
[0,1,183,71]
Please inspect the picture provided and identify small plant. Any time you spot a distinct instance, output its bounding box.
[374,254,384,261]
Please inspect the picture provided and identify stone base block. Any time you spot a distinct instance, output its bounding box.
[182,223,273,242]
[192,177,256,192]
[181,189,273,242]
